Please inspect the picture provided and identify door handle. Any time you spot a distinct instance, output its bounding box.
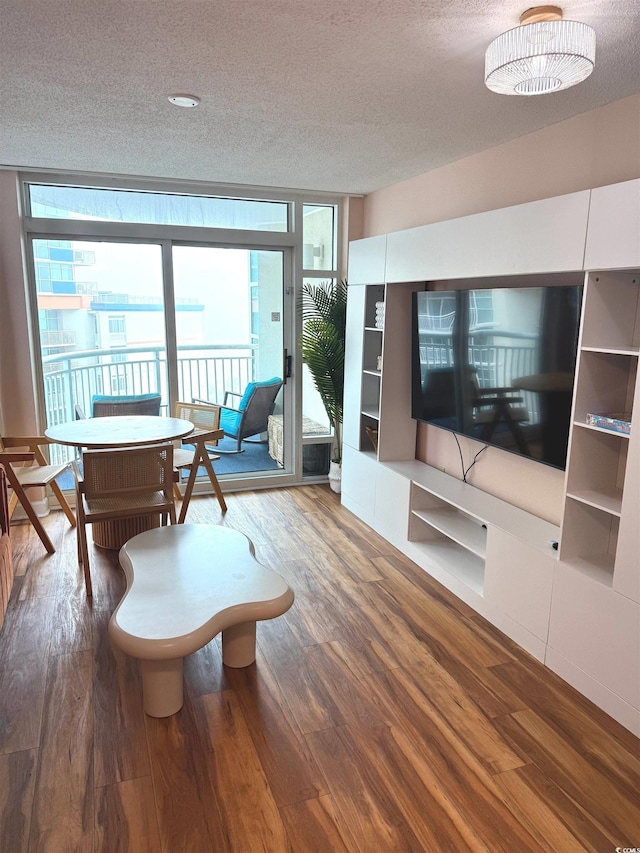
[283,349,292,383]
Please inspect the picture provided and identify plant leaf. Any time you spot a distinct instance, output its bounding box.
[299,279,347,458]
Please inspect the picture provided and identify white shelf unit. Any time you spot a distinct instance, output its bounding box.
[409,484,487,595]
[396,461,559,600]
[346,183,640,734]
[410,504,487,559]
[560,272,639,582]
[579,271,640,350]
[376,281,422,463]
[565,424,627,515]
[359,285,385,450]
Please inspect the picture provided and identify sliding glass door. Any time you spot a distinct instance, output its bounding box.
[35,239,167,433]
[25,177,340,486]
[172,245,287,476]
[33,238,291,480]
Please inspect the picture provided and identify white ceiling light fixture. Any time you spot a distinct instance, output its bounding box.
[485,5,596,96]
[168,94,201,108]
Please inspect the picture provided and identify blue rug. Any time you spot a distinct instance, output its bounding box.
[54,434,278,491]
[205,435,279,476]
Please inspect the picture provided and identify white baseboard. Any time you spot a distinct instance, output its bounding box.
[11,496,50,520]
[545,645,640,736]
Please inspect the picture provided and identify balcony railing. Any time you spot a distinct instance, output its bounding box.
[42,343,256,463]
[40,329,77,348]
[419,331,541,422]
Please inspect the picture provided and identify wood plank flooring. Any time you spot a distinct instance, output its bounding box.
[0,485,638,852]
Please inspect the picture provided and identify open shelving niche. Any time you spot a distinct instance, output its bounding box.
[393,461,560,600]
[359,284,385,453]
[559,271,639,586]
[408,484,487,596]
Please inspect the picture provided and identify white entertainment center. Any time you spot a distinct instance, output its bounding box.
[343,179,640,735]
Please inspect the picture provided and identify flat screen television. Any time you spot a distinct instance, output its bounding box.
[411,284,583,470]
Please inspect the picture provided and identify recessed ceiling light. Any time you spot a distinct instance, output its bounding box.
[168,94,201,108]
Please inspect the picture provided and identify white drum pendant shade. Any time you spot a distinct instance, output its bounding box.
[485,18,596,95]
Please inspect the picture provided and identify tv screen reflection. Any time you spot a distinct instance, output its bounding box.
[412,285,583,469]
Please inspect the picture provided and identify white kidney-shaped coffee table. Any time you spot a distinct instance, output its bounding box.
[108,524,294,717]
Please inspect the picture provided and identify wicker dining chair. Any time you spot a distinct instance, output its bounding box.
[173,401,227,520]
[73,443,176,596]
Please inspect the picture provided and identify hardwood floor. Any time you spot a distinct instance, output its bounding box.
[0,485,638,852]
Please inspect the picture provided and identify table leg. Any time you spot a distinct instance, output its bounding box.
[222,621,257,667]
[140,658,184,717]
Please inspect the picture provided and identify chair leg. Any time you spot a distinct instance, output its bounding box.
[177,457,200,524]
[30,446,76,529]
[5,471,56,554]
[81,549,93,597]
[77,518,92,597]
[201,451,227,514]
[212,432,244,454]
[49,479,77,528]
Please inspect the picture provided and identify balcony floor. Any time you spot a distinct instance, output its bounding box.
[55,435,279,491]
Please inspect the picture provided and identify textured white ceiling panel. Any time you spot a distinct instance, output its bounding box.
[0,0,638,194]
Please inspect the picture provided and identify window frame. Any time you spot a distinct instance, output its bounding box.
[21,172,346,487]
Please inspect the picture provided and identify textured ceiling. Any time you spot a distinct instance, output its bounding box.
[1,0,638,195]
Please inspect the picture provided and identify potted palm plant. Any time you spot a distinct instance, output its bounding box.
[300,279,347,492]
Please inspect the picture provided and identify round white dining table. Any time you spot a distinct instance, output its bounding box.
[45,415,194,550]
[45,415,194,448]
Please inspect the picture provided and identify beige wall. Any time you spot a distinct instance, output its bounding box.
[357,95,640,525]
[364,94,640,237]
[0,171,37,436]
[340,195,364,276]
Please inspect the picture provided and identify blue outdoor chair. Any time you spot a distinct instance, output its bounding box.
[198,377,282,453]
[75,393,162,420]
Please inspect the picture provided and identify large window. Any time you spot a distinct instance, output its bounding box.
[108,316,126,334]
[28,185,289,231]
[25,176,341,486]
[303,204,336,270]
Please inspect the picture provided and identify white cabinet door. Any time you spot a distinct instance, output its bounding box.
[341,444,378,523]
[348,234,387,284]
[584,179,640,270]
[484,528,556,641]
[548,564,640,713]
[373,463,411,549]
[385,190,590,282]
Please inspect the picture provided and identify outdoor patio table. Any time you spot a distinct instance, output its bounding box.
[45,415,194,549]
